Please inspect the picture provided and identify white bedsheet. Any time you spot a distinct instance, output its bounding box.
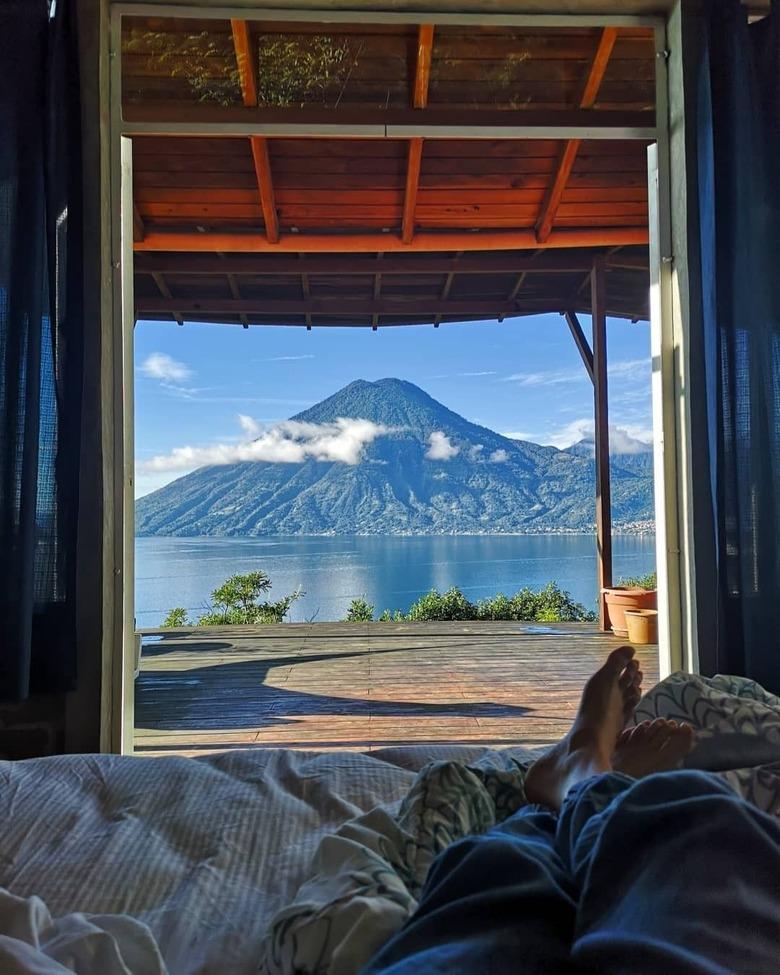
[0,744,529,975]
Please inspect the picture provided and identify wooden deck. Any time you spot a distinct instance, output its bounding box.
[134,622,659,756]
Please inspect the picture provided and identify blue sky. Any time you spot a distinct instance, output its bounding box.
[134,313,652,497]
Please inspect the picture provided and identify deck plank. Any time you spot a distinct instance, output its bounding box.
[134,622,659,756]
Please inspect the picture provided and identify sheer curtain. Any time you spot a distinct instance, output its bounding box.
[0,0,83,701]
[693,0,780,691]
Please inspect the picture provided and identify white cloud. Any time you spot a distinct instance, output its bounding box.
[490,449,509,463]
[425,431,459,461]
[140,352,192,383]
[468,443,484,460]
[237,413,263,438]
[501,430,537,443]
[541,417,653,453]
[500,358,650,388]
[139,416,392,474]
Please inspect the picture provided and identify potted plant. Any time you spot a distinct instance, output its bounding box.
[602,572,657,638]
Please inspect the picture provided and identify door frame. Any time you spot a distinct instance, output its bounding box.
[106,0,690,752]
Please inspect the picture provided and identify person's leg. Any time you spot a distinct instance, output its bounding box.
[360,646,644,975]
[359,805,578,975]
[559,769,780,975]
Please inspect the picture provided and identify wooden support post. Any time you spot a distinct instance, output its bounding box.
[564,309,594,383]
[591,255,613,629]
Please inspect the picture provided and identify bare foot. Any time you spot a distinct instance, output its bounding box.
[613,718,695,777]
[525,646,640,811]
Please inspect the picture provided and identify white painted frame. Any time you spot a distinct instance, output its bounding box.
[106,1,682,750]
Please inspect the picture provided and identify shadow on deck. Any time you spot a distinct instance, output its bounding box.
[133,621,659,756]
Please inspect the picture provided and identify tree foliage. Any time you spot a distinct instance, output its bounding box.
[162,571,302,627]
[344,597,375,622]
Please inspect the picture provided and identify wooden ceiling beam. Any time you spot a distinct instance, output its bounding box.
[122,103,654,139]
[230,19,279,244]
[136,296,565,318]
[402,25,434,245]
[135,250,642,276]
[134,227,649,254]
[535,27,619,243]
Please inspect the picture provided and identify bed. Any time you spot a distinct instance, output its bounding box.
[1,673,779,975]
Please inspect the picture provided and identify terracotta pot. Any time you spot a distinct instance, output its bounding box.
[602,587,657,638]
[625,608,659,645]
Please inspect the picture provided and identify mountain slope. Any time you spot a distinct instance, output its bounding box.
[136,379,654,536]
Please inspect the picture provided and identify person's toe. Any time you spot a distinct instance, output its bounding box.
[605,646,635,677]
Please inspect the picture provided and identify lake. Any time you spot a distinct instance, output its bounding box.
[134,534,656,628]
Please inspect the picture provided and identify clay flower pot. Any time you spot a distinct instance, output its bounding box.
[625,608,659,645]
[602,587,657,638]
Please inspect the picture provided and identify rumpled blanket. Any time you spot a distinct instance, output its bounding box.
[260,673,780,975]
[0,887,167,975]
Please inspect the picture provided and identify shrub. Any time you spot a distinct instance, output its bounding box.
[618,571,657,590]
[163,571,302,627]
[378,609,406,622]
[407,587,476,621]
[344,597,375,622]
[476,582,595,623]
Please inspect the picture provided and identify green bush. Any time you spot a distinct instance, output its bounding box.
[407,587,476,621]
[162,571,302,627]
[373,583,594,624]
[617,571,657,590]
[344,597,375,622]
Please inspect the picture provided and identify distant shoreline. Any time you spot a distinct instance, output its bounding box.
[135,526,656,539]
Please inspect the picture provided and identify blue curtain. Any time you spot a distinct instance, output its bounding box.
[0,0,83,700]
[694,0,780,691]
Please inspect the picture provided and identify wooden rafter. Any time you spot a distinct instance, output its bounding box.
[134,227,649,255]
[299,253,313,329]
[402,139,424,245]
[372,254,383,328]
[535,28,619,243]
[230,19,279,244]
[151,271,182,325]
[402,24,434,244]
[226,272,249,328]
[230,20,258,106]
[434,249,461,326]
[132,204,146,243]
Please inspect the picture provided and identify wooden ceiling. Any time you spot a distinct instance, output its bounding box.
[124,17,656,328]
